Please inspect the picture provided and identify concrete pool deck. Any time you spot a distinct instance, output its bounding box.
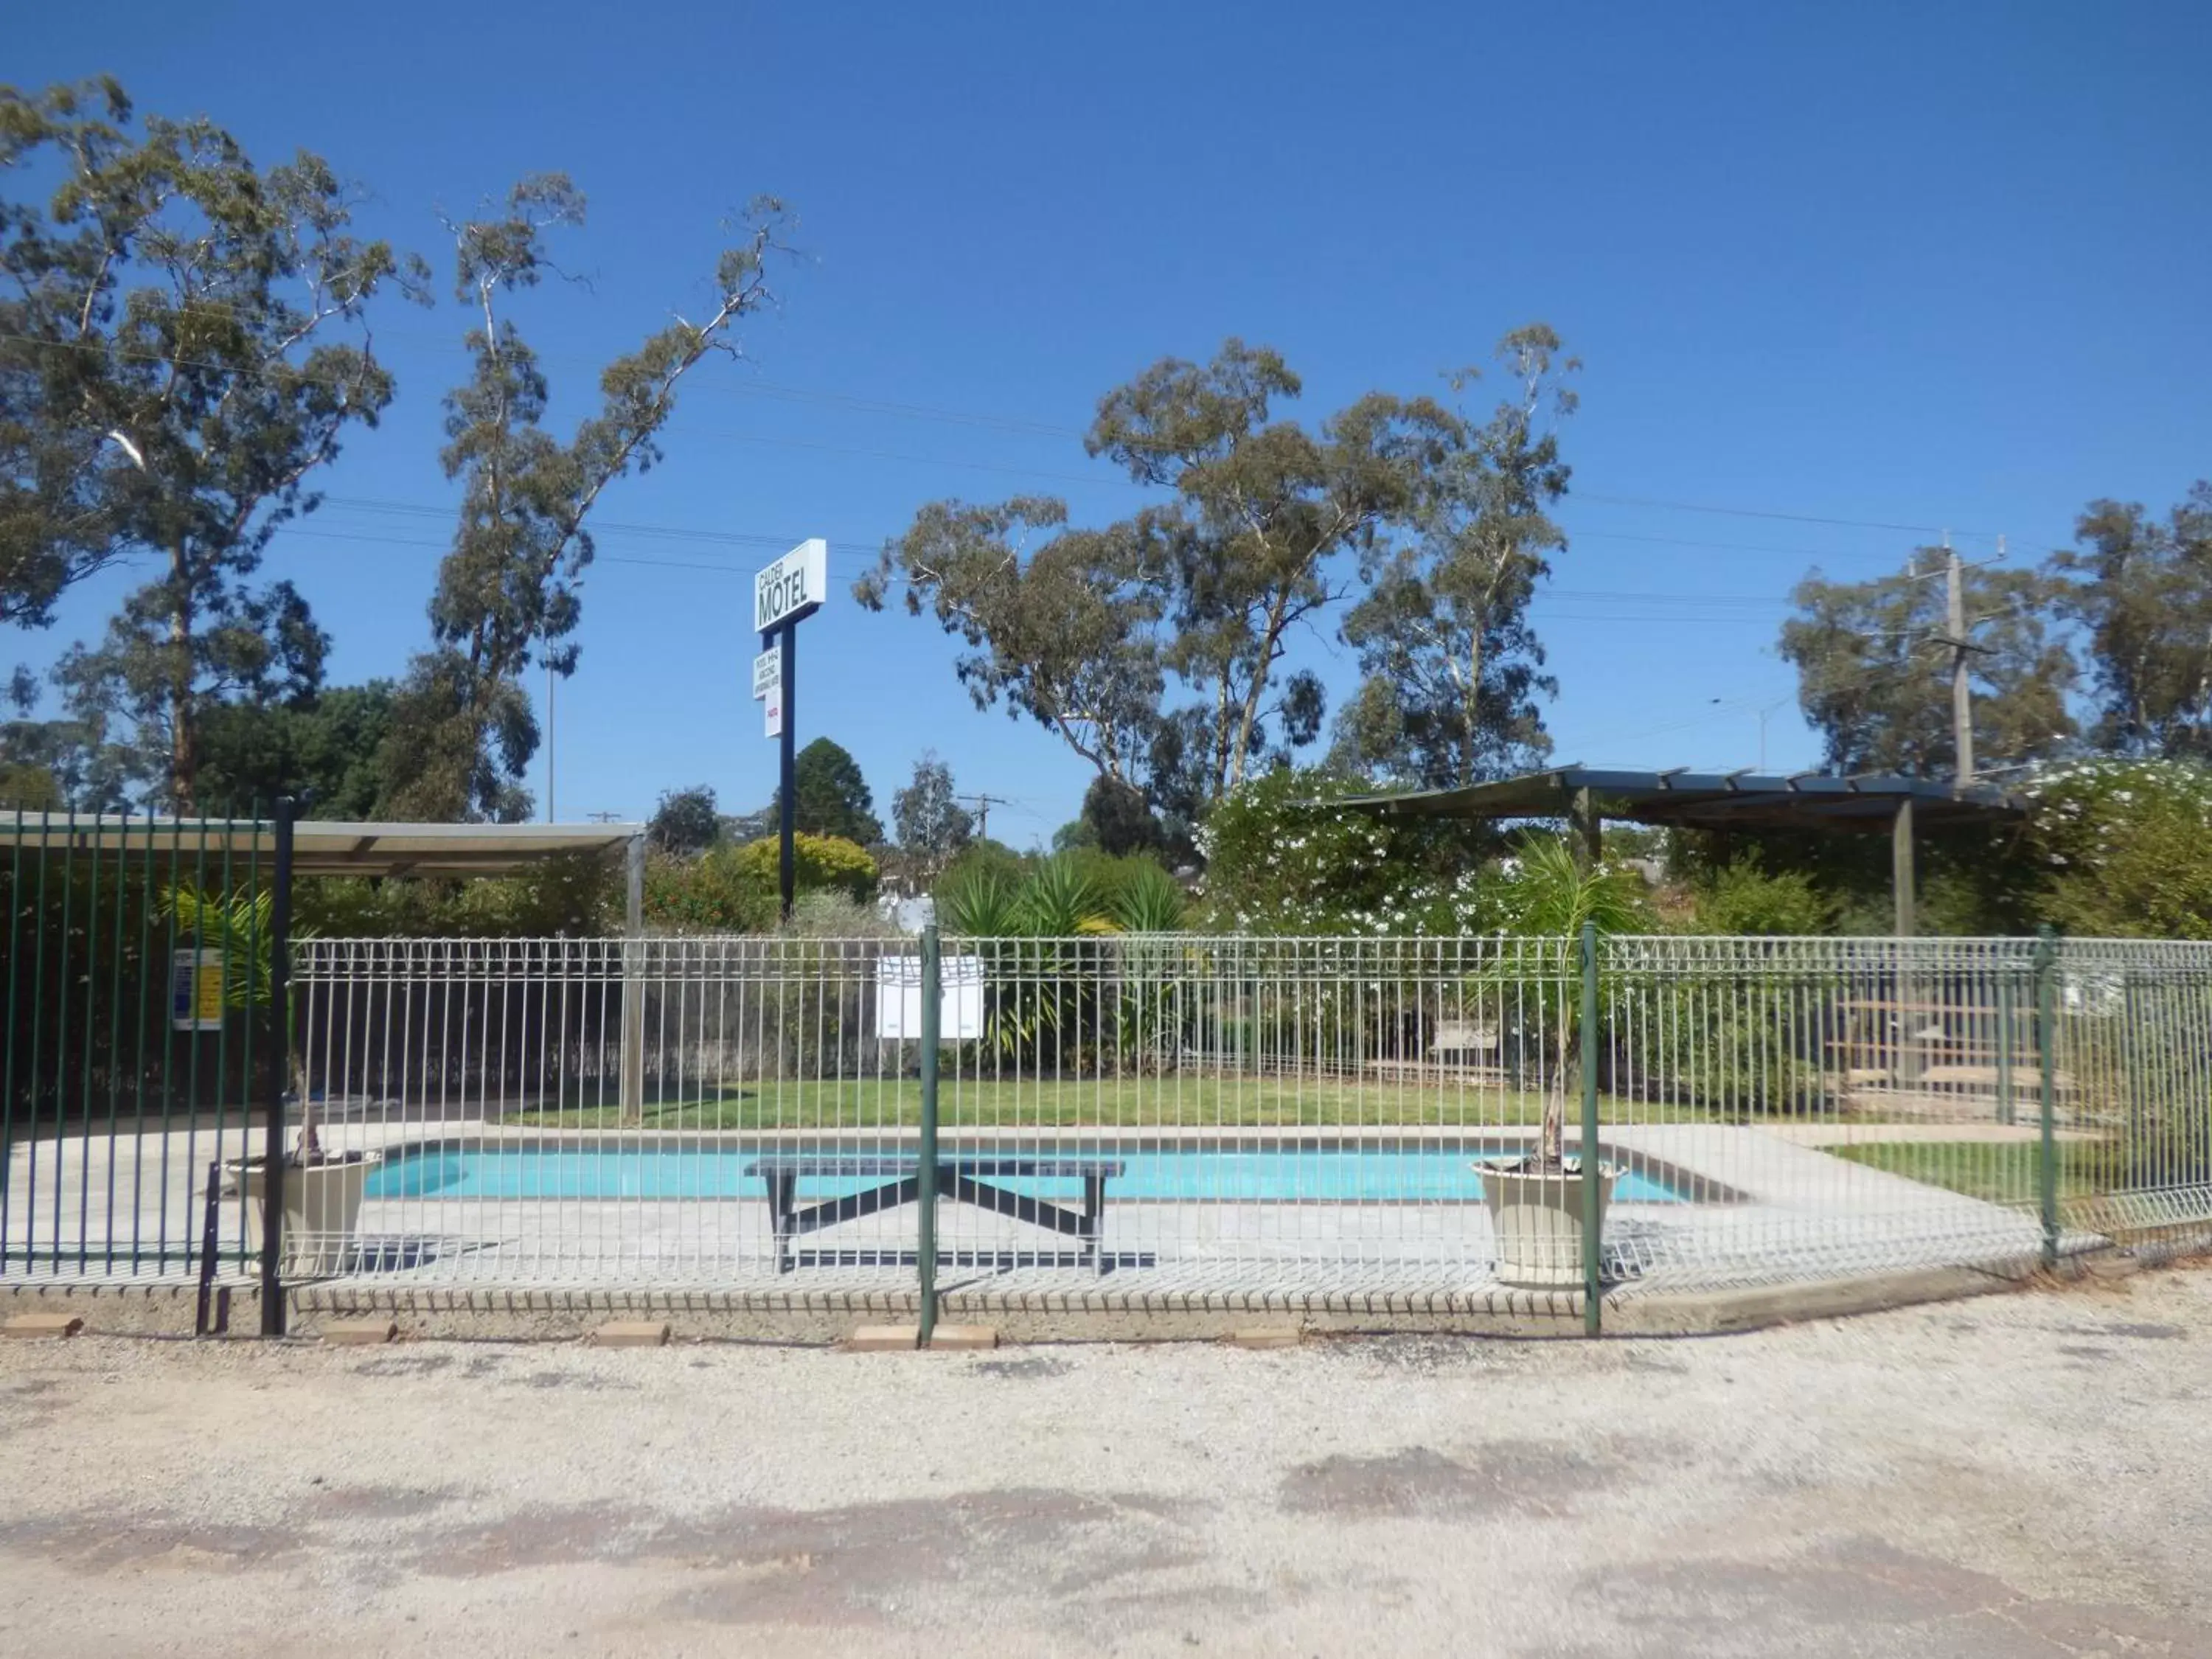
[1,1114,2141,1339]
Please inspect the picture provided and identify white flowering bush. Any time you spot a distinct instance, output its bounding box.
[2017,759,2212,939]
[1195,768,1504,936]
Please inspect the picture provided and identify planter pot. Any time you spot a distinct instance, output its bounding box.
[1480,1162,1617,1289]
[226,1152,378,1278]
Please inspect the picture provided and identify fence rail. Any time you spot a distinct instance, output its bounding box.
[7,839,2212,1323]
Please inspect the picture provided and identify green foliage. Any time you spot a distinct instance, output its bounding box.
[788,738,882,844]
[1196,767,1499,934]
[1687,854,1837,936]
[1493,838,1648,937]
[939,837,1026,892]
[1079,773,1164,857]
[640,846,772,933]
[2,79,428,808]
[1110,861,1189,933]
[2048,482,2212,758]
[191,683,396,820]
[1018,855,1106,936]
[731,833,879,903]
[2020,759,2212,939]
[297,852,618,938]
[937,851,1181,936]
[379,178,791,820]
[860,341,1472,824]
[889,753,971,883]
[1779,554,2075,776]
[936,864,1023,936]
[1333,325,1573,787]
[648,785,720,857]
[855,497,1165,787]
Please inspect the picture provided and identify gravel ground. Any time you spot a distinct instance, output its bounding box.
[3,1271,2211,1657]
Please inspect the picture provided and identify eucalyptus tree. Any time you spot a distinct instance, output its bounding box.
[380,176,791,819]
[2047,481,2212,758]
[1334,325,1576,787]
[2,77,426,807]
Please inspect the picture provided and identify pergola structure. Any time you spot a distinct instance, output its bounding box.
[1334,766,2023,935]
[1,810,652,1106]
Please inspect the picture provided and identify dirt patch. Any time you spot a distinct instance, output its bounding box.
[350,1352,454,1378]
[972,1356,1072,1380]
[2,1514,295,1572]
[1279,1442,1618,1519]
[650,1489,1194,1627]
[517,1368,635,1391]
[1597,1538,2212,1654]
[310,1484,463,1522]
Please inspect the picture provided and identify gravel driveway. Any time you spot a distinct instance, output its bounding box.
[3,1270,2208,1656]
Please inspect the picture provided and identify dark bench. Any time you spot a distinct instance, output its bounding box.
[746,1155,1124,1275]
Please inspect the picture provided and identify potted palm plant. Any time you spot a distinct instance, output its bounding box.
[1481,840,1644,1287]
[163,885,375,1276]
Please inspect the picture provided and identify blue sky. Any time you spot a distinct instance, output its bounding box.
[12,1,2209,840]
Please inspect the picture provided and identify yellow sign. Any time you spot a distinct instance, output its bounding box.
[172,949,226,1032]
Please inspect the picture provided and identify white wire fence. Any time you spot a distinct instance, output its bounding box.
[9,927,2212,1313]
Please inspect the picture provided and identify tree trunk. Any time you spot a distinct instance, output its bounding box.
[168,539,197,813]
[1461,622,1484,786]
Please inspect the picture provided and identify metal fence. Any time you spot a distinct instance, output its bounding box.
[0,810,277,1298]
[7,821,2212,1326]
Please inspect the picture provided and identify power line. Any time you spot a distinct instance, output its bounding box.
[1573,491,2003,542]
[4,327,2031,540]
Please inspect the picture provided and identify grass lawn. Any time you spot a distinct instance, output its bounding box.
[501,1077,1731,1133]
[1828,1140,2110,1206]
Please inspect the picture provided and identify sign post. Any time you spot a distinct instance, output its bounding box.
[753,539,827,922]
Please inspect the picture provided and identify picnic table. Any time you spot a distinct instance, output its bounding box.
[746,1155,1124,1275]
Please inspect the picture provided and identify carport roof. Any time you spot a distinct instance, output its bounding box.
[1332,765,2020,833]
[0,814,644,877]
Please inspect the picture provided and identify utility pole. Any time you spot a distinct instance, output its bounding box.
[959,793,1009,842]
[1944,532,1975,786]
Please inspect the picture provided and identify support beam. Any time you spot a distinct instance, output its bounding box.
[619,835,647,1124]
[1891,796,1916,938]
[1893,795,1921,1088]
[1571,787,1604,874]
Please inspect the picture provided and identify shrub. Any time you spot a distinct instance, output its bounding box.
[1196,767,1498,934]
[2020,759,2212,940]
[730,832,880,904]
[1687,854,1837,936]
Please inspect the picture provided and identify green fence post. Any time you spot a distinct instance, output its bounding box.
[1580,921,1602,1337]
[916,922,942,1349]
[2034,924,2059,1272]
[259,799,294,1337]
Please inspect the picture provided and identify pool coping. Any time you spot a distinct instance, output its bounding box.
[366,1130,1747,1207]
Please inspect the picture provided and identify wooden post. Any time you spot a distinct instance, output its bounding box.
[1891,795,1916,939]
[1571,787,1603,875]
[619,835,647,1124]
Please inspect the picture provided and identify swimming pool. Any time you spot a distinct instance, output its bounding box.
[366,1141,1689,1204]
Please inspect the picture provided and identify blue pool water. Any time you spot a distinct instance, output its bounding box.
[366,1144,1687,1205]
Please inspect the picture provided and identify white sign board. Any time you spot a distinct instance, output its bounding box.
[754,538,827,634]
[764,675,785,739]
[875,954,985,1041]
[751,645,781,700]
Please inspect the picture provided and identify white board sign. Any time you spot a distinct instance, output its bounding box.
[764,675,785,739]
[754,538,827,633]
[751,645,781,700]
[875,954,984,1041]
